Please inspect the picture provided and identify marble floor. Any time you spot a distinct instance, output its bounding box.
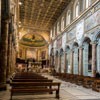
[0,74,100,100]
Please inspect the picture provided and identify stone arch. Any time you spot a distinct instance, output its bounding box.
[72,42,79,48]
[72,42,79,74]
[82,37,92,76]
[59,48,64,73]
[60,48,64,55]
[96,31,100,73]
[82,36,91,45]
[66,45,70,52]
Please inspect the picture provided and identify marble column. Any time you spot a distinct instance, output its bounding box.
[0,19,9,90]
[79,47,83,75]
[70,50,73,74]
[92,42,96,77]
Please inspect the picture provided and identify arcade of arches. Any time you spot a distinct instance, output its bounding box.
[0,0,100,99]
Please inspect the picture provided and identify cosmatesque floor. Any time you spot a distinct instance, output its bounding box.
[0,74,100,100]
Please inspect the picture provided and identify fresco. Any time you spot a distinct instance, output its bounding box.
[19,33,47,47]
[41,51,46,59]
[68,28,76,41]
[27,49,36,59]
[85,10,100,32]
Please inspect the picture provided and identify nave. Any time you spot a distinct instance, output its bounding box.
[0,73,100,100]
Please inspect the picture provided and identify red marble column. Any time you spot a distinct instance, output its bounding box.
[92,43,96,77]
[79,47,83,75]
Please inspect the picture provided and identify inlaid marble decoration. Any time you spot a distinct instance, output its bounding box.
[76,19,84,42]
[62,33,66,50]
[97,39,100,72]
[68,28,76,41]
[85,9,100,32]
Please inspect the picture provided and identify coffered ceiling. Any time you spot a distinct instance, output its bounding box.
[19,0,71,33]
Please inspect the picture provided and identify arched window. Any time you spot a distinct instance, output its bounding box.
[74,0,79,18]
[75,3,79,17]
[61,17,64,31]
[86,0,91,8]
[66,10,71,25]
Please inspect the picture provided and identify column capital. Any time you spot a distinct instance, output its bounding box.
[79,46,83,50]
[90,41,97,45]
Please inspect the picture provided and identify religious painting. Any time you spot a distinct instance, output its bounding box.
[41,51,46,59]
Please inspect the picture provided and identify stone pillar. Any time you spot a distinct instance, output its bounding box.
[70,50,73,74]
[79,47,83,75]
[0,20,9,90]
[6,34,12,78]
[92,42,96,77]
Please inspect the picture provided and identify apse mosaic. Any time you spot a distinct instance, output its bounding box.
[19,34,47,47]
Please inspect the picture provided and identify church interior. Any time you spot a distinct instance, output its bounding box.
[0,0,100,100]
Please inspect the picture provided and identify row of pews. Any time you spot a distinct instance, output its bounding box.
[10,72,61,100]
[54,73,100,92]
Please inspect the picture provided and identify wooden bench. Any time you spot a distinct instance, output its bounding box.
[12,79,53,82]
[92,79,100,92]
[10,82,61,100]
[83,77,94,88]
[75,75,84,85]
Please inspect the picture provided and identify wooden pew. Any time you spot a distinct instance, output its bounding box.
[83,77,94,88]
[12,79,53,82]
[75,75,84,85]
[92,79,100,92]
[10,82,61,100]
